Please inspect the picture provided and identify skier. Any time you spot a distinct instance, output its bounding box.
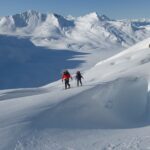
[76,71,83,87]
[62,70,72,89]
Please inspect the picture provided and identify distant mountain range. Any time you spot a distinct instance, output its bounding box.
[1,10,150,50]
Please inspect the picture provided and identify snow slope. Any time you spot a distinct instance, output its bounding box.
[1,37,150,149]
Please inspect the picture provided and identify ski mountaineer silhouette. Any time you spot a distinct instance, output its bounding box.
[75,71,84,86]
[62,70,72,89]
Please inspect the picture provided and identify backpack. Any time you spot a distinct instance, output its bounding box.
[76,71,82,79]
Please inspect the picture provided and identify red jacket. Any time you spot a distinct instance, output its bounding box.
[62,73,72,80]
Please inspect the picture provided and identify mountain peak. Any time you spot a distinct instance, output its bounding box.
[77,12,100,24]
[86,12,100,19]
[78,12,111,22]
[11,10,47,28]
[22,10,41,16]
[52,13,75,28]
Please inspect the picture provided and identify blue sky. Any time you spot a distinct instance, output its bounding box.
[0,0,150,19]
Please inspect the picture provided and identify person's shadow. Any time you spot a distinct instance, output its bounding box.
[0,35,87,89]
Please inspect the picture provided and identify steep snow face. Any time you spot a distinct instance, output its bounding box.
[1,11,150,50]
[0,16,15,32]
[0,10,46,34]
[33,14,61,37]
[53,13,74,28]
[12,10,47,28]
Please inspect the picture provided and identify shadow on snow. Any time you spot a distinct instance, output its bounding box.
[0,35,87,89]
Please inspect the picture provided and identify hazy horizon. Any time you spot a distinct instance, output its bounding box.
[0,0,150,19]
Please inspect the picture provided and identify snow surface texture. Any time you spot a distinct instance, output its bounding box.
[1,36,150,149]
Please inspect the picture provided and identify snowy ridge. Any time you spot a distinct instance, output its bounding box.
[95,37,150,66]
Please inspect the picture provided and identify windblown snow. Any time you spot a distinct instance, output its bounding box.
[1,10,150,150]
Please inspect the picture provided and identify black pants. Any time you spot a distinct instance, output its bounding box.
[77,79,82,86]
[65,79,70,89]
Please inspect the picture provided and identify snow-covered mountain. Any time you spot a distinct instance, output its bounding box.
[1,11,150,89]
[1,10,150,50]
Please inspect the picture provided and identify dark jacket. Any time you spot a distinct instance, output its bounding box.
[76,72,83,80]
